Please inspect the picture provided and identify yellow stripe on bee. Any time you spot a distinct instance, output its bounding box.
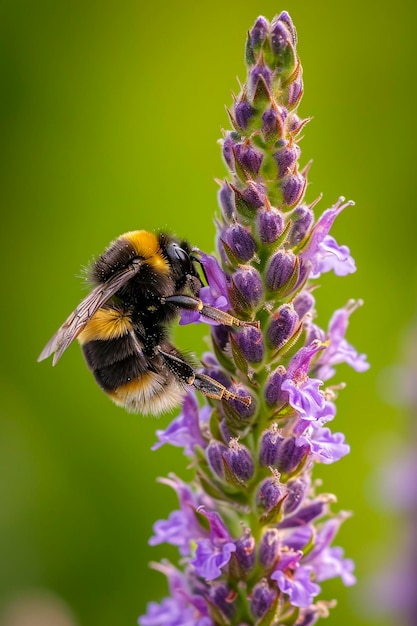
[78,307,133,344]
[122,230,169,274]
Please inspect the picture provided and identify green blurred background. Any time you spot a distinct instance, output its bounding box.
[1,0,416,624]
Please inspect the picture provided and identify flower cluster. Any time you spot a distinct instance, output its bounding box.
[139,12,368,626]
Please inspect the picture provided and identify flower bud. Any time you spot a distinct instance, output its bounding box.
[266,250,297,292]
[223,439,254,483]
[256,206,284,244]
[223,223,257,262]
[249,63,272,104]
[293,290,315,319]
[250,63,272,91]
[276,437,309,474]
[206,440,228,480]
[256,476,284,515]
[267,304,299,350]
[229,182,265,219]
[270,19,289,56]
[208,584,236,621]
[279,500,326,529]
[287,73,303,108]
[226,383,257,420]
[247,16,269,59]
[289,205,314,246]
[218,182,235,220]
[259,429,284,466]
[274,141,301,178]
[233,98,254,131]
[281,171,306,207]
[211,324,231,352]
[233,142,263,176]
[259,528,280,569]
[277,11,297,45]
[222,132,236,170]
[262,107,286,141]
[250,580,278,620]
[229,266,263,311]
[264,366,288,406]
[235,326,264,363]
[284,476,309,514]
[234,529,255,575]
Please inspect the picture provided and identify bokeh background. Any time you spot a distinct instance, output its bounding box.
[1,0,416,624]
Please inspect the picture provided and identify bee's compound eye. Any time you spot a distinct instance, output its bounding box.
[168,243,192,272]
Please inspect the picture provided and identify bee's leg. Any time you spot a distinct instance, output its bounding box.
[158,348,251,407]
[162,294,259,328]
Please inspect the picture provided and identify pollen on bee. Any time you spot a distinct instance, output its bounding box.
[122,230,170,274]
[78,307,133,344]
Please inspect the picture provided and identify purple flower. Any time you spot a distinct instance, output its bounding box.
[300,196,354,267]
[311,300,370,380]
[139,563,212,626]
[271,551,321,608]
[149,476,207,556]
[309,235,356,278]
[297,426,350,464]
[153,392,210,456]
[179,252,230,325]
[141,12,366,625]
[191,510,236,580]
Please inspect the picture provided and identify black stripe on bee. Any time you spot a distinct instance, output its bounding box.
[92,352,155,392]
[82,334,145,370]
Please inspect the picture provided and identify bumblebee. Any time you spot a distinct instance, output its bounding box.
[39,230,253,414]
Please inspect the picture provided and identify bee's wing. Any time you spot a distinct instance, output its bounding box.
[38,259,142,366]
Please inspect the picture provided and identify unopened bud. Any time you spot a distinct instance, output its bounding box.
[274,141,301,178]
[234,529,256,575]
[235,326,264,363]
[209,584,235,621]
[232,98,254,132]
[259,429,284,466]
[266,250,297,292]
[206,440,228,480]
[292,291,315,319]
[289,204,314,246]
[223,223,257,263]
[284,476,309,514]
[218,182,235,220]
[279,500,326,528]
[256,206,284,244]
[256,476,284,516]
[229,266,263,311]
[281,171,306,207]
[264,366,288,406]
[276,437,309,474]
[266,304,299,350]
[250,580,278,620]
[223,439,254,483]
[262,106,286,141]
[259,528,280,569]
[233,142,263,176]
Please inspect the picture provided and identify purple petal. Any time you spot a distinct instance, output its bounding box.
[309,235,356,278]
[192,538,236,580]
[281,376,327,421]
[301,197,354,264]
[153,392,207,455]
[272,564,321,608]
[313,546,356,586]
[149,510,194,556]
[314,301,370,380]
[297,426,350,464]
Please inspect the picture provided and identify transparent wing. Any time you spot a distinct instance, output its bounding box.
[38,259,142,366]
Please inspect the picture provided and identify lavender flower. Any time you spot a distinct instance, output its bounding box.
[140,11,369,626]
